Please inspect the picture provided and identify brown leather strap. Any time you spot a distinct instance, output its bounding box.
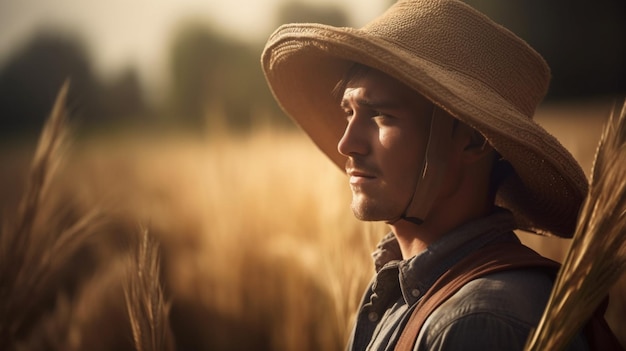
[394,242,558,351]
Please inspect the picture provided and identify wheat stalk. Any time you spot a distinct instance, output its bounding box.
[123,228,175,351]
[525,99,626,350]
[0,81,103,349]
[1,80,70,344]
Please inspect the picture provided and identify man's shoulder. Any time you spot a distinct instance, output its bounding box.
[417,268,590,350]
[430,268,554,327]
[416,269,588,350]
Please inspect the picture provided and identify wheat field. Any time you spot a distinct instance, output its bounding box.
[1,96,625,350]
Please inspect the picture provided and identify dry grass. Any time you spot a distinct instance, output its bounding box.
[525,99,626,350]
[0,81,102,350]
[0,93,624,350]
[0,84,173,351]
[81,129,385,350]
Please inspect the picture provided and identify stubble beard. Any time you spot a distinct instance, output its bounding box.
[350,191,398,222]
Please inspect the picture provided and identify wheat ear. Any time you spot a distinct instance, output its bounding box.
[525,99,626,350]
[123,229,175,351]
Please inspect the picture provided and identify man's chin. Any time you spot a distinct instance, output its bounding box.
[350,202,398,222]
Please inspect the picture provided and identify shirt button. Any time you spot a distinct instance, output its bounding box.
[368,311,379,322]
[411,289,421,298]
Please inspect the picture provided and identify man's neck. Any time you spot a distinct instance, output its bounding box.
[390,202,494,260]
[389,219,438,259]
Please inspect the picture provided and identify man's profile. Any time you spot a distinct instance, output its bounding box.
[262,0,593,349]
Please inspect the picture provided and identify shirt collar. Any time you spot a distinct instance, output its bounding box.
[370,209,519,305]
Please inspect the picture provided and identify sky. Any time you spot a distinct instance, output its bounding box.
[0,0,387,99]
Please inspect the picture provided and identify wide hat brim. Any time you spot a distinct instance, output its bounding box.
[262,20,588,237]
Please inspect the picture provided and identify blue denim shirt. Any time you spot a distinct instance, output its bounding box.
[346,210,588,351]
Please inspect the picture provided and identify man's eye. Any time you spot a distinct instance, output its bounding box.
[373,113,395,125]
[373,111,388,119]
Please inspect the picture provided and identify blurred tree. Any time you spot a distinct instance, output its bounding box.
[99,67,152,124]
[0,30,152,137]
[168,22,288,131]
[0,31,99,136]
[276,2,350,26]
[168,3,351,132]
[463,0,626,99]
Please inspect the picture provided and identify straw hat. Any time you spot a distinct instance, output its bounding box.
[261,0,588,237]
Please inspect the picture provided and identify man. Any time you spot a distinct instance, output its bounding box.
[262,0,590,350]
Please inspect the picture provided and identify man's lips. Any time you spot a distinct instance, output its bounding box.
[346,169,377,184]
[345,159,379,184]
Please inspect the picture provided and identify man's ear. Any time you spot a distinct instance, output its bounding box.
[456,125,493,164]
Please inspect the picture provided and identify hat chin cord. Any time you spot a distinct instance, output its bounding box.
[394,106,455,225]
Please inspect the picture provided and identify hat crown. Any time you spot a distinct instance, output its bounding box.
[362,0,550,117]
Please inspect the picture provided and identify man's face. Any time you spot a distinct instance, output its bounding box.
[338,69,433,222]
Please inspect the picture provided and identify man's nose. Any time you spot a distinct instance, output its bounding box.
[337,116,370,157]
